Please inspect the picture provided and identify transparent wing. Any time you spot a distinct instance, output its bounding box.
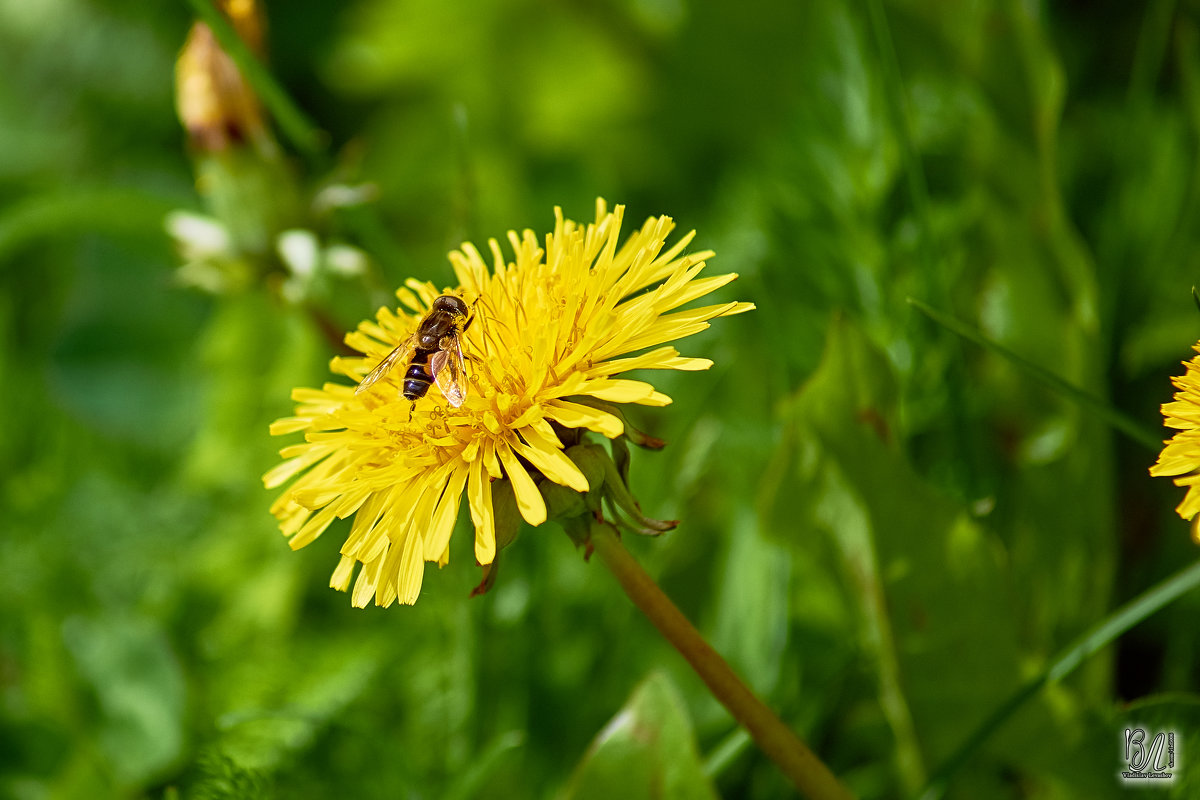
[356,337,416,395]
[429,337,468,408]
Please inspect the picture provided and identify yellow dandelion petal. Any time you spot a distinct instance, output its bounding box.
[262,443,333,489]
[424,461,470,563]
[330,555,355,592]
[569,378,673,407]
[567,378,659,404]
[266,200,751,606]
[1152,451,1199,477]
[1161,399,1200,427]
[269,416,313,436]
[342,491,387,557]
[1153,343,1200,534]
[376,577,398,609]
[497,443,547,526]
[589,346,713,376]
[482,438,503,480]
[290,486,342,510]
[405,278,441,308]
[508,403,545,431]
[543,399,624,439]
[392,521,427,606]
[1174,472,1200,487]
[510,427,590,493]
[396,286,423,313]
[287,504,340,550]
[606,301,754,359]
[468,456,497,565]
[351,555,383,608]
[1179,491,1200,521]
[341,482,412,563]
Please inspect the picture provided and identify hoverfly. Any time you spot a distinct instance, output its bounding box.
[356,294,472,408]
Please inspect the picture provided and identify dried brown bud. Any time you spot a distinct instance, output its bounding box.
[174,0,267,152]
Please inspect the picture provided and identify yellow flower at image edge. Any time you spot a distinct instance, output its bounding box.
[264,200,754,606]
[1151,341,1200,543]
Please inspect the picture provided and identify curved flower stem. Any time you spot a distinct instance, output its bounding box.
[582,520,854,800]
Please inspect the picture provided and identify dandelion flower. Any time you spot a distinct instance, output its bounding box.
[1151,342,1200,543]
[265,200,754,606]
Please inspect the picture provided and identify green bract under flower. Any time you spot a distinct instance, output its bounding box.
[265,199,754,606]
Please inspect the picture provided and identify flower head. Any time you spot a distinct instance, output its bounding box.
[265,200,754,606]
[1151,341,1200,543]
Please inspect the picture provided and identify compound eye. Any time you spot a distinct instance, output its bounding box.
[435,295,468,315]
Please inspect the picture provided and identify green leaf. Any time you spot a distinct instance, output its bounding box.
[561,672,719,800]
[783,315,1024,794]
[61,615,186,786]
[0,188,177,263]
[708,509,790,698]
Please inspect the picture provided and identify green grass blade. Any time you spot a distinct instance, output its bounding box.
[919,557,1200,800]
[906,297,1162,450]
[442,730,525,800]
[868,0,986,500]
[703,728,751,779]
[1128,0,1177,105]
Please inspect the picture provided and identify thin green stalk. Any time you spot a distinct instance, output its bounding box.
[443,730,525,800]
[184,0,325,157]
[703,728,751,779]
[919,557,1200,800]
[907,297,1162,450]
[852,537,926,795]
[864,0,934,266]
[1160,21,1200,277]
[865,0,983,500]
[582,521,855,800]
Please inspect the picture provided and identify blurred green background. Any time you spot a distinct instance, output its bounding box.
[3,0,1200,797]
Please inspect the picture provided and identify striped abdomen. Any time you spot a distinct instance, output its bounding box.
[401,348,436,402]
